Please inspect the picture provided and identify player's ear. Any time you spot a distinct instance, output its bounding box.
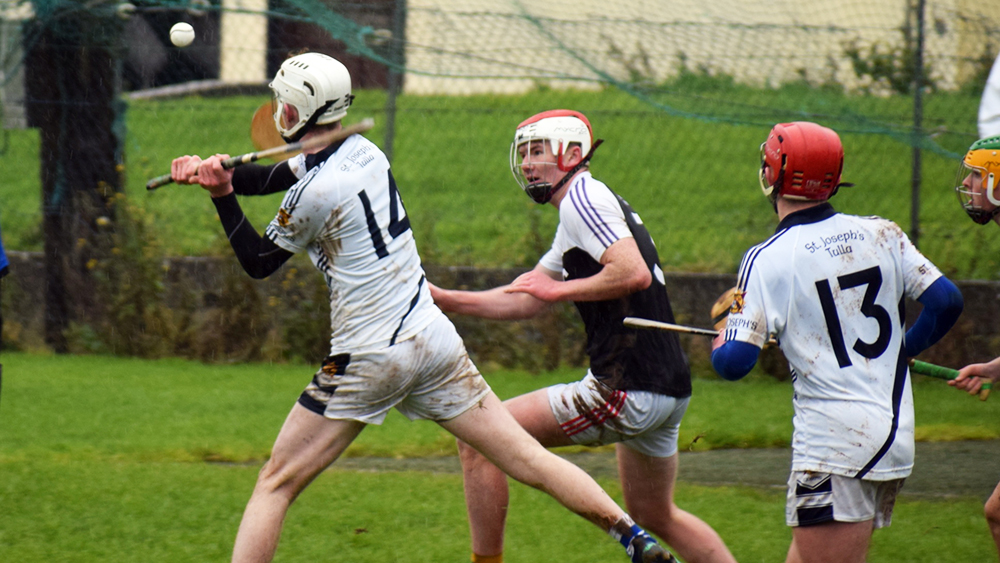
[565,144,585,166]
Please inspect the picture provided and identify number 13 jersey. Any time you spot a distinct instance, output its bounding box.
[724,203,943,480]
[265,134,440,355]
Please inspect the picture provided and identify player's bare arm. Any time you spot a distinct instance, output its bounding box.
[508,238,650,303]
[503,267,563,302]
[429,277,550,320]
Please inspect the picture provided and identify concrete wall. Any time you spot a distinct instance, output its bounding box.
[403,0,1000,95]
[0,2,31,129]
[5,251,997,377]
[219,0,268,84]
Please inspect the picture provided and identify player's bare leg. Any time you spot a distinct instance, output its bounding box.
[616,444,737,563]
[986,482,1000,557]
[455,389,572,557]
[444,391,617,526]
[456,442,507,558]
[785,520,873,563]
[443,391,672,561]
[231,403,365,563]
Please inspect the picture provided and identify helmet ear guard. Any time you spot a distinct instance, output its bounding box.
[987,172,1000,207]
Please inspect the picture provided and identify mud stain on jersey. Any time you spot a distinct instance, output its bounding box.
[847,425,872,442]
[415,330,487,413]
[316,207,344,258]
[870,219,903,250]
[452,351,488,400]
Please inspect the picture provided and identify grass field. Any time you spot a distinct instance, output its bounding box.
[3,84,999,279]
[0,352,997,562]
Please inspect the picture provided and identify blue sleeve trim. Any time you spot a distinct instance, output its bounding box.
[711,340,761,381]
[0,220,7,275]
[905,277,963,357]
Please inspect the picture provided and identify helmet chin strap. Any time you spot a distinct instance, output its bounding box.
[524,139,604,204]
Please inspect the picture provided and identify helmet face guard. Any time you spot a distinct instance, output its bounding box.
[955,137,1000,225]
[510,110,594,204]
[758,122,846,209]
[269,53,354,142]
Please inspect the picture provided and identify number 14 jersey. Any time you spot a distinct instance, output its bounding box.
[265,134,440,355]
[724,203,943,480]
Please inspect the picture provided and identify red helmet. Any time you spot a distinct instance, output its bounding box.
[759,122,845,205]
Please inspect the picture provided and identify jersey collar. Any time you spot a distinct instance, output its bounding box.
[304,137,349,171]
[775,202,837,233]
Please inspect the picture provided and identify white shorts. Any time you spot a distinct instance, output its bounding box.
[786,471,905,529]
[298,314,491,425]
[546,371,689,458]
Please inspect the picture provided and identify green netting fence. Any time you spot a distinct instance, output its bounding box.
[2,0,999,355]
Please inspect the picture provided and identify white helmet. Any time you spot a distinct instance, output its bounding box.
[509,110,595,203]
[269,53,354,142]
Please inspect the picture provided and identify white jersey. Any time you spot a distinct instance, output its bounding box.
[724,204,942,480]
[979,50,1000,138]
[539,172,634,272]
[265,134,441,354]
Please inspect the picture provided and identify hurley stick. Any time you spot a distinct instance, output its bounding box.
[146,118,375,190]
[909,359,991,401]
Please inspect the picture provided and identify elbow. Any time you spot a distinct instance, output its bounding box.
[243,263,274,280]
[630,268,652,293]
[711,341,759,381]
[712,356,751,381]
[947,287,965,319]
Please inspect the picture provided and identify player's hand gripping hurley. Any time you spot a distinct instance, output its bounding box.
[146,118,375,190]
[909,359,991,401]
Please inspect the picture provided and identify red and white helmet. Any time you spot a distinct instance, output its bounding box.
[509,110,594,203]
[759,121,845,206]
[269,52,354,142]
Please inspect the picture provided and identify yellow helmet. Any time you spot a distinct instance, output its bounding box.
[955,136,1000,225]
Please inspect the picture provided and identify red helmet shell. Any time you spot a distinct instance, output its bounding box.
[760,122,844,202]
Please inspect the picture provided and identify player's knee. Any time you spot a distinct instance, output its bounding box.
[254,458,305,500]
[985,496,1000,525]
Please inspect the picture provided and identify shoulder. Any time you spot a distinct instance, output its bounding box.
[561,174,619,215]
[736,226,797,284]
[327,134,387,174]
[846,214,908,240]
[746,225,796,256]
[284,136,384,201]
[849,213,893,225]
